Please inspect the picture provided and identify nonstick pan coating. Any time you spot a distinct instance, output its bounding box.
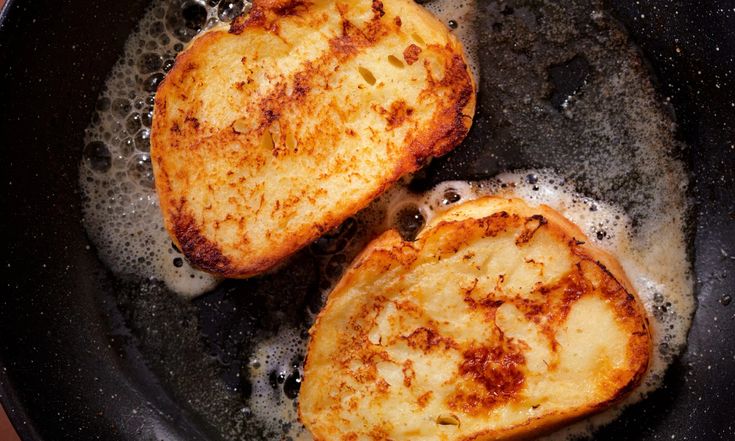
[1,0,733,440]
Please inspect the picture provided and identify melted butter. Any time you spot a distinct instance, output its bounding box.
[80,0,234,297]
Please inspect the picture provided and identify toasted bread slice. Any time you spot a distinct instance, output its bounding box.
[299,197,651,441]
[151,0,475,278]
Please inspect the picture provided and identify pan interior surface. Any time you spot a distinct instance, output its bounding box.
[1,0,734,441]
[79,0,695,438]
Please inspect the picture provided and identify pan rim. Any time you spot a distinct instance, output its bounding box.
[0,359,44,441]
[0,0,13,27]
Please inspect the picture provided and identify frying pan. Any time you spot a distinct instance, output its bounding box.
[1,0,733,440]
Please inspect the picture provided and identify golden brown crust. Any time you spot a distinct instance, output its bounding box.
[403,43,422,65]
[151,0,476,278]
[300,197,652,441]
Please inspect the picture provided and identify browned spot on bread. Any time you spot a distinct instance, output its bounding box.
[328,20,363,58]
[478,211,514,236]
[172,210,232,274]
[371,0,385,18]
[329,15,387,61]
[382,100,414,129]
[376,378,390,393]
[293,69,311,97]
[448,342,526,415]
[406,52,473,165]
[230,0,311,34]
[368,426,391,441]
[184,116,200,129]
[403,43,422,65]
[515,214,548,245]
[417,391,433,408]
[402,359,416,387]
[403,327,457,352]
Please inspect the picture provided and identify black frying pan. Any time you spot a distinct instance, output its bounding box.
[1,0,734,440]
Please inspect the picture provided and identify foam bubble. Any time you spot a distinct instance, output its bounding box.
[247,327,310,441]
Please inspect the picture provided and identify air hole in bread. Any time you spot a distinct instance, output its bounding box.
[233,118,248,134]
[436,414,460,426]
[358,66,377,85]
[260,129,274,150]
[388,55,404,68]
[286,131,297,151]
[411,32,426,46]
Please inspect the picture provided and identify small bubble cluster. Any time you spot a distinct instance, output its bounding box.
[80,0,253,298]
[247,327,310,440]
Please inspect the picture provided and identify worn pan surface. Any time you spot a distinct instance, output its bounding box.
[1,0,734,440]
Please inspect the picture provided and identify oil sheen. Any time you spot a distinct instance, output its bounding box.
[80,1,694,440]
